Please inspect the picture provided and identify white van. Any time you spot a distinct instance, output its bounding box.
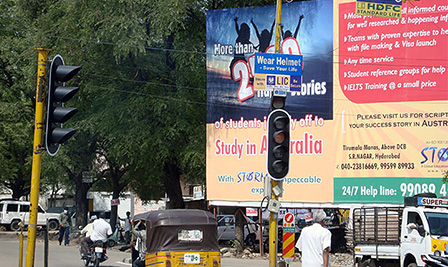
[0,200,60,231]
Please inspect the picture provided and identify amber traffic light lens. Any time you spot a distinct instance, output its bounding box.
[274,116,288,129]
[273,146,286,159]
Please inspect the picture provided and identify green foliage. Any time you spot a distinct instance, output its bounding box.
[0,1,39,198]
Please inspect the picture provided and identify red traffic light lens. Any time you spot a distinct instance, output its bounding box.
[274,131,285,144]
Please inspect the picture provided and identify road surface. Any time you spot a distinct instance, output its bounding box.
[0,233,304,267]
[0,236,130,267]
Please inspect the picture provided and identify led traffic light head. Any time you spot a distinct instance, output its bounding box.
[45,55,81,156]
[267,109,290,179]
[271,95,286,110]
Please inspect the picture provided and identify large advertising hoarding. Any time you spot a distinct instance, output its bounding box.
[206,0,448,205]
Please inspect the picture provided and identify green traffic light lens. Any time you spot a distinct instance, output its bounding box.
[272,160,287,174]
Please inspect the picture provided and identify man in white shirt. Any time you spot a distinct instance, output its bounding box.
[90,215,113,243]
[80,212,113,257]
[296,210,332,267]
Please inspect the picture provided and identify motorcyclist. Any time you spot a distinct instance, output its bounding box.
[81,215,97,238]
[81,212,113,258]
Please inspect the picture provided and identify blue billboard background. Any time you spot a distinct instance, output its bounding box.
[206,0,333,123]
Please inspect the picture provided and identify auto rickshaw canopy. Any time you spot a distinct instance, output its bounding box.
[134,209,219,253]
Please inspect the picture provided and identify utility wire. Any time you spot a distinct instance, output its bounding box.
[82,70,448,96]
[88,83,447,115]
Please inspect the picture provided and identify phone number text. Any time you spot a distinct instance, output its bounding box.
[340,162,415,170]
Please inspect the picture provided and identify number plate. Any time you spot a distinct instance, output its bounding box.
[94,247,103,253]
[178,229,203,242]
[184,253,200,264]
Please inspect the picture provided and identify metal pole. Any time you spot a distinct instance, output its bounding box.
[44,219,49,267]
[269,206,278,267]
[259,207,264,256]
[19,223,24,267]
[25,48,50,267]
[269,1,283,267]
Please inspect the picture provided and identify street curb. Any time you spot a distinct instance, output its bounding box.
[122,257,132,263]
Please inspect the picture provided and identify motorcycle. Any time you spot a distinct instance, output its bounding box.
[81,240,108,267]
[422,250,448,267]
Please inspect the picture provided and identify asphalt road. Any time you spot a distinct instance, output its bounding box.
[0,236,131,267]
[0,233,302,267]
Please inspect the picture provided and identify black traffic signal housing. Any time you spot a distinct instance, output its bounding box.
[267,109,290,179]
[45,55,81,156]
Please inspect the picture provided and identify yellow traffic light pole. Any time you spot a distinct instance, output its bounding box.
[269,1,283,267]
[274,0,283,55]
[25,48,50,267]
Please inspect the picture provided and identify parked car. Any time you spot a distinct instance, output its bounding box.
[0,200,60,231]
[217,215,261,245]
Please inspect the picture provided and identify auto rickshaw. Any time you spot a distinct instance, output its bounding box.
[134,209,221,267]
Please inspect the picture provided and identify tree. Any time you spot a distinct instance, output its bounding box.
[93,140,133,230]
[53,0,212,210]
[40,156,71,208]
[116,0,274,206]
[0,1,39,199]
[40,130,98,227]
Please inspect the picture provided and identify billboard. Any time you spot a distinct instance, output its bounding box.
[334,0,448,203]
[206,0,448,205]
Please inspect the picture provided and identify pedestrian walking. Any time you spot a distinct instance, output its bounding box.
[296,210,332,267]
[58,208,70,246]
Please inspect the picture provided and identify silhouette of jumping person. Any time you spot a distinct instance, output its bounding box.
[282,15,304,40]
[230,17,253,79]
[251,19,275,53]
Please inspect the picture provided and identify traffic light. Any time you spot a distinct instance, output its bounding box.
[45,55,81,156]
[271,95,286,110]
[267,109,290,179]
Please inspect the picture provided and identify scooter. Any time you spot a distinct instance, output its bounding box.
[422,250,448,267]
[107,224,126,247]
[81,240,108,267]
